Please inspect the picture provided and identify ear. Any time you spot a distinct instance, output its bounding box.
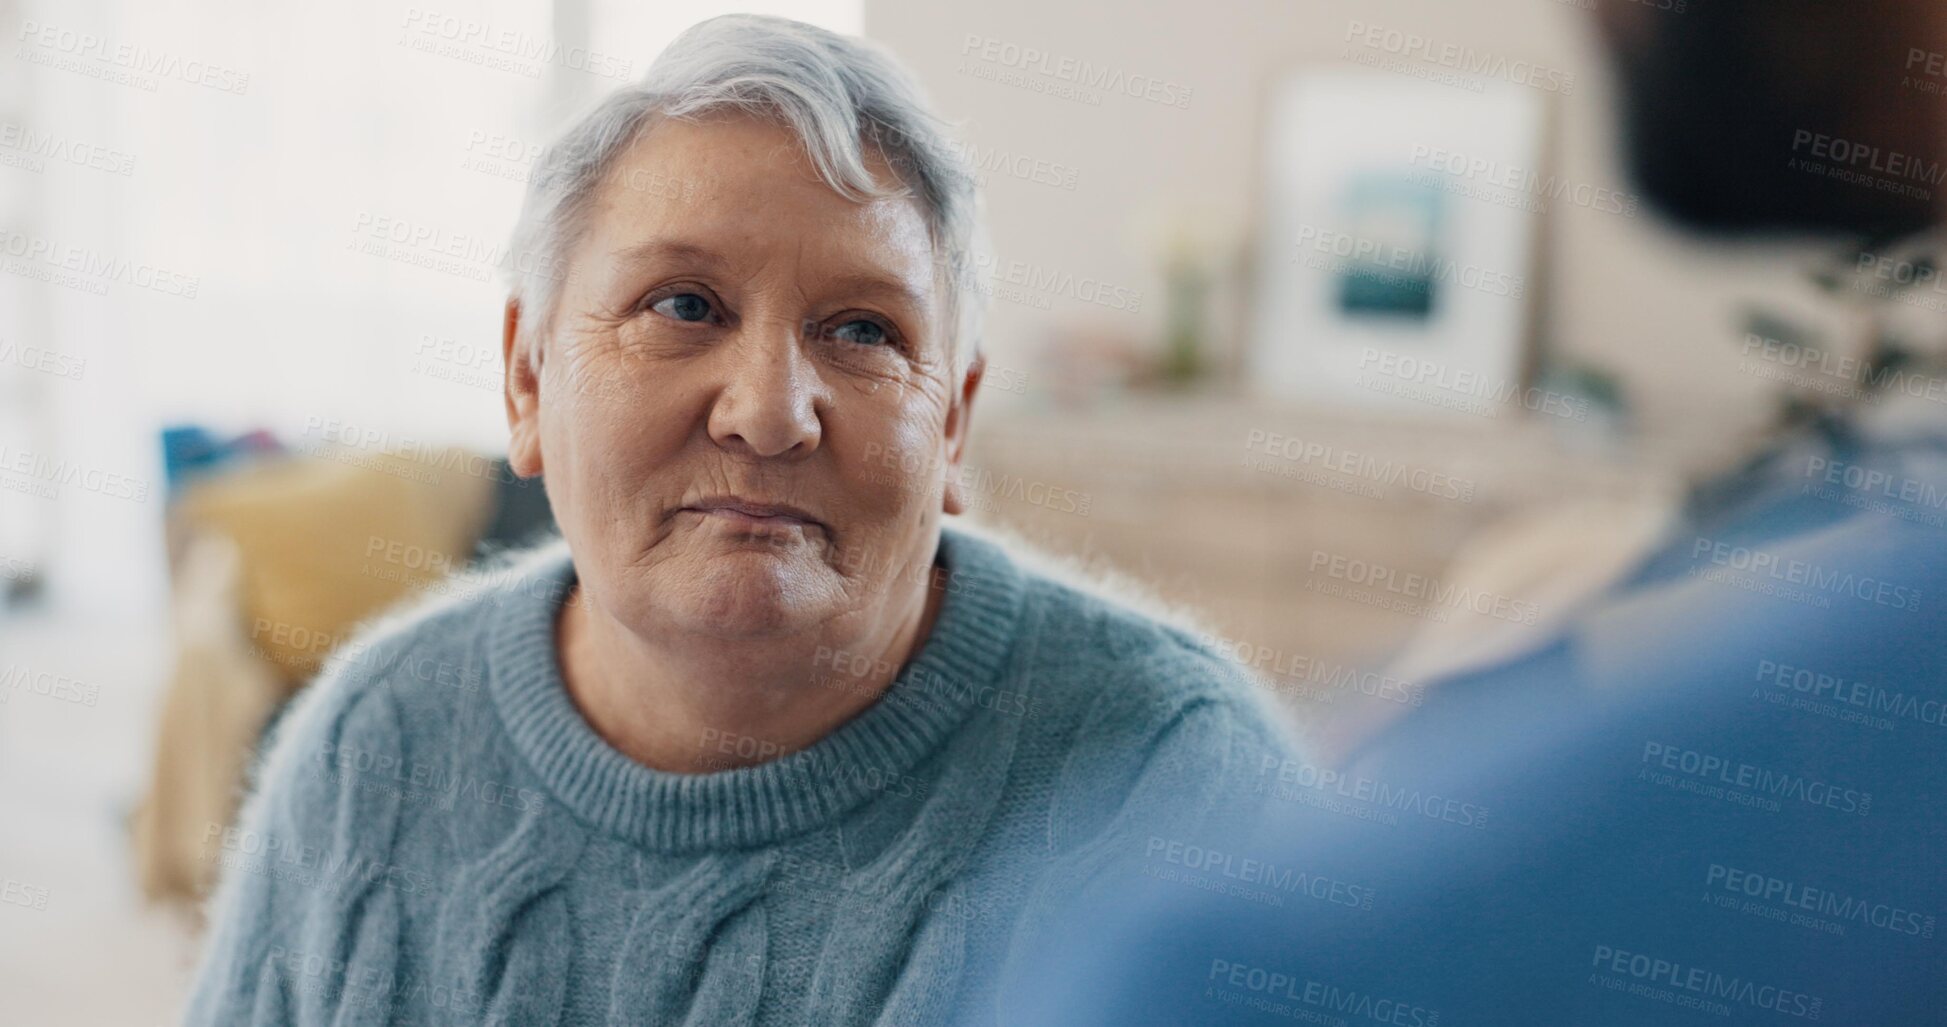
[503,298,545,479]
[941,352,986,517]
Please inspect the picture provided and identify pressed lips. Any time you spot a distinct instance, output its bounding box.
[682,495,824,531]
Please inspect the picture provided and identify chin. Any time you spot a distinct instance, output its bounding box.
[666,551,836,639]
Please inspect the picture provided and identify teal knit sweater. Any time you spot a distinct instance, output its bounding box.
[184,522,1298,1026]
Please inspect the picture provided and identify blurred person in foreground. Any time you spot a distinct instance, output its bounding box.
[1004,1,1947,1024]
[181,15,1293,1025]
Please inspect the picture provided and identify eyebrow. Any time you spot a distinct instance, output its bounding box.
[818,270,930,311]
[608,240,932,310]
[608,240,730,271]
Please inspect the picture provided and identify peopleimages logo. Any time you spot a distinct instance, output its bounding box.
[946,138,1081,191]
[1407,143,1639,217]
[1742,330,1947,404]
[958,35,1193,109]
[0,443,150,502]
[1144,836,1376,910]
[0,121,136,176]
[1705,863,1936,939]
[1292,225,1526,300]
[1755,658,1947,729]
[967,251,1143,312]
[1789,130,1941,201]
[1355,347,1588,420]
[1792,130,1946,187]
[203,824,434,896]
[1257,755,1492,829]
[1689,536,1923,613]
[399,7,631,80]
[1343,20,1574,94]
[1243,429,1477,502]
[0,228,200,298]
[1191,628,1426,706]
[0,663,101,707]
[1309,550,1541,625]
[1640,741,1871,815]
[0,878,50,911]
[1801,457,1947,530]
[314,740,544,813]
[1590,945,1822,1020]
[15,20,251,94]
[0,340,86,380]
[1206,958,1440,1027]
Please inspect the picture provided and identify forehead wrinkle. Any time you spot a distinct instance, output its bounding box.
[587,124,941,319]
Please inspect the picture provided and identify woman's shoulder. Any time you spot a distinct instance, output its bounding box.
[960,536,1303,871]
[969,528,1293,754]
[237,539,569,837]
[925,526,1300,863]
[1031,578,1294,777]
[324,535,573,701]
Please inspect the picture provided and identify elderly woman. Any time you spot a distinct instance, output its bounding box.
[186,14,1295,1026]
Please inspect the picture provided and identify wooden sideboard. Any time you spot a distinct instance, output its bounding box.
[961,393,1706,744]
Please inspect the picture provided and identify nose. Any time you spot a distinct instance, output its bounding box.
[705,322,824,459]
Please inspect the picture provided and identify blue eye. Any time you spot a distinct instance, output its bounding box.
[651,293,713,322]
[831,319,888,346]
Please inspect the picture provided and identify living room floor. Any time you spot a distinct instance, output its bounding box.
[0,607,199,1024]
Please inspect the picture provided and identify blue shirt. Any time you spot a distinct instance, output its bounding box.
[1008,403,1947,1025]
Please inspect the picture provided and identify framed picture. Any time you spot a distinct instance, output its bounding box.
[1247,67,1546,415]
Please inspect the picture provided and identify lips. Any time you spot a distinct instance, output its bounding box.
[683,496,824,531]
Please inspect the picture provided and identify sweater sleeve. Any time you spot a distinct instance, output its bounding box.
[991,653,1303,1019]
[180,641,412,1026]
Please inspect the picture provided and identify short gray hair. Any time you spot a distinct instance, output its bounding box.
[503,14,988,380]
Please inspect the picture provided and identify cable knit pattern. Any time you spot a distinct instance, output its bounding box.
[805,700,1021,1024]
[308,692,407,1027]
[183,522,1302,1026]
[604,852,775,1024]
[430,804,585,1027]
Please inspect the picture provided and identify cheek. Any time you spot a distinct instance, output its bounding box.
[833,390,949,516]
[542,347,695,507]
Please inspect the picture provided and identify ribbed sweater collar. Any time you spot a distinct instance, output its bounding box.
[485,523,1028,854]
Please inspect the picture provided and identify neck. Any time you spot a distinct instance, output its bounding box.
[556,555,946,774]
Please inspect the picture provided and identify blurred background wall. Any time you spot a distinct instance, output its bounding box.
[865,0,1849,433]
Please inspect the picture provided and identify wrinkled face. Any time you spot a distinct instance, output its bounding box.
[504,112,977,642]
